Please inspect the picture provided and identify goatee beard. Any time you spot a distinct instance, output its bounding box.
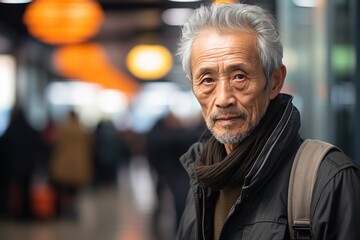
[207,121,257,144]
[207,108,265,145]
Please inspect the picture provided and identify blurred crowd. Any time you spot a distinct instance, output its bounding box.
[0,106,205,239]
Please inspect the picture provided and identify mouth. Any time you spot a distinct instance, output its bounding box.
[214,115,244,126]
[216,115,240,121]
[209,111,248,128]
[215,111,247,121]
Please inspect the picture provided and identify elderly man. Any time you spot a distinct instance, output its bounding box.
[176,3,360,240]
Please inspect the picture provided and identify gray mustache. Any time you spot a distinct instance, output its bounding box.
[210,111,248,123]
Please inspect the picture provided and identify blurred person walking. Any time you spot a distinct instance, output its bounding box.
[1,107,43,220]
[92,119,131,187]
[146,113,204,240]
[50,110,93,219]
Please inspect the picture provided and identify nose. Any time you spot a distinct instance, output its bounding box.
[214,79,236,108]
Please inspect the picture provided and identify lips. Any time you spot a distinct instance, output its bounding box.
[216,115,240,121]
[210,111,248,126]
[214,116,245,127]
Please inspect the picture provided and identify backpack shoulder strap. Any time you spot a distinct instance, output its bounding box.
[288,139,339,240]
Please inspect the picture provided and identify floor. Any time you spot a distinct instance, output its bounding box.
[0,157,175,240]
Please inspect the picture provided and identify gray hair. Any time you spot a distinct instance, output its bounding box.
[177,3,283,85]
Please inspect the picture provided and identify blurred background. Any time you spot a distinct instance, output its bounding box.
[0,0,359,239]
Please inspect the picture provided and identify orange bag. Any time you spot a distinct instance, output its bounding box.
[30,182,57,219]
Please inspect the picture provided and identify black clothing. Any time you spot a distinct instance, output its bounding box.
[146,114,205,239]
[1,109,43,220]
[93,120,130,185]
[176,94,360,240]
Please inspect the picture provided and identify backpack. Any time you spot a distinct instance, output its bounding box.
[287,139,340,240]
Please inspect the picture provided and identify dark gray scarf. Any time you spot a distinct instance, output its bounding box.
[194,96,286,190]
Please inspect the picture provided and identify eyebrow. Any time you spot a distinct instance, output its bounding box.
[225,63,248,72]
[195,67,215,77]
[194,63,249,79]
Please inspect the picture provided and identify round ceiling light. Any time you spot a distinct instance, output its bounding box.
[126,44,173,80]
[23,0,104,45]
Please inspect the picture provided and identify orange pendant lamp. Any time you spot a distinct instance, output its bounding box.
[53,43,139,96]
[23,0,104,45]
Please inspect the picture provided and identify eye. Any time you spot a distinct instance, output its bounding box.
[195,76,215,94]
[234,73,245,81]
[202,77,214,85]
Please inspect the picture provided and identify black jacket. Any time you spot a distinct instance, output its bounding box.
[176,94,360,240]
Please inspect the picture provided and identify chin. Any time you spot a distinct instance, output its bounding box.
[211,129,250,145]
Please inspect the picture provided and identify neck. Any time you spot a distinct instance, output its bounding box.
[224,143,238,154]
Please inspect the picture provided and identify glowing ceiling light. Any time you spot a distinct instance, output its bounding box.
[293,0,316,7]
[214,0,238,4]
[53,43,139,95]
[162,8,194,26]
[23,0,104,45]
[96,89,128,114]
[0,55,16,110]
[126,45,173,80]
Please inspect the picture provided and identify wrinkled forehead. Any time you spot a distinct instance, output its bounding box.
[190,30,260,70]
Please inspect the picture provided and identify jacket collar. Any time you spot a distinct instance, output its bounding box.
[241,94,301,196]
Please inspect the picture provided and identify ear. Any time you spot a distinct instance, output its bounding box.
[269,64,286,100]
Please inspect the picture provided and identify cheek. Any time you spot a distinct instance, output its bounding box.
[239,93,268,120]
[194,91,213,119]
[255,99,269,122]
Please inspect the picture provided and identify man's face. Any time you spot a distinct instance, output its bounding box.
[190,30,276,151]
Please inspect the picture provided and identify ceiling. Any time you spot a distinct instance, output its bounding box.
[0,0,275,87]
[0,0,275,48]
[0,0,210,52]
[0,0,212,87]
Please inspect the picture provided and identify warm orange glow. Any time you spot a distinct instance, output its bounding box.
[23,0,104,45]
[214,0,238,3]
[30,184,56,219]
[126,45,173,80]
[53,43,139,96]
